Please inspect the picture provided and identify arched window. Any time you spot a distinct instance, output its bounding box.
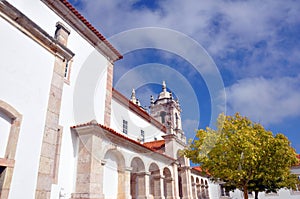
[160,111,166,124]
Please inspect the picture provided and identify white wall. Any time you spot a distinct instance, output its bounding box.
[103,154,119,198]
[2,0,111,198]
[111,99,166,142]
[0,15,54,199]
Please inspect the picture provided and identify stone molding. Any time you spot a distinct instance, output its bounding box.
[0,1,74,62]
[41,0,122,62]
[0,100,22,199]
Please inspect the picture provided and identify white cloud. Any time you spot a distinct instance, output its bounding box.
[76,0,300,80]
[226,76,300,126]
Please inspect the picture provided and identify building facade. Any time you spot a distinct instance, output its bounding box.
[0,1,299,199]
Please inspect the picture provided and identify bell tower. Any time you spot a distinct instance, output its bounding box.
[150,81,186,143]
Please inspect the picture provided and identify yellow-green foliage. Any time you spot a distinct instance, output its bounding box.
[184,113,299,199]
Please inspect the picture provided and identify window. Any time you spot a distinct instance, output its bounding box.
[122,120,128,134]
[140,130,145,142]
[160,111,166,124]
[64,59,73,84]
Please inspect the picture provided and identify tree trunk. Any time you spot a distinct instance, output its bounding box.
[254,190,259,199]
[243,186,248,199]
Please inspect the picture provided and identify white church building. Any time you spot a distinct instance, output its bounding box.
[0,1,299,199]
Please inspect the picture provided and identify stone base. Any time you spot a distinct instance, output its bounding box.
[137,195,154,199]
[153,196,165,199]
[71,193,105,199]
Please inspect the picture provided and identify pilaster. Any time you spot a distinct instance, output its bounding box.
[123,167,132,199]
[71,134,105,199]
[104,61,113,126]
[35,22,71,199]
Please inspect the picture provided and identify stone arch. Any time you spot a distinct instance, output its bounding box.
[149,163,161,197]
[196,178,201,199]
[191,176,196,199]
[200,179,206,199]
[163,167,174,198]
[131,157,145,172]
[0,100,22,198]
[160,111,167,124]
[103,149,126,198]
[130,157,146,199]
[204,180,209,198]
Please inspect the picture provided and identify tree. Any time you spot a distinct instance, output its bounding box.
[184,113,299,199]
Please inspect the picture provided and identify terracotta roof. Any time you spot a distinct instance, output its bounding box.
[43,0,122,61]
[296,154,300,166]
[192,166,203,172]
[60,0,122,59]
[192,166,210,176]
[71,121,174,161]
[143,140,165,152]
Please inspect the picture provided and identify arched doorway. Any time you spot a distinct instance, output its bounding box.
[191,176,196,199]
[204,180,209,199]
[149,163,161,197]
[130,157,146,199]
[103,149,125,198]
[200,179,205,199]
[196,178,200,199]
[163,167,173,198]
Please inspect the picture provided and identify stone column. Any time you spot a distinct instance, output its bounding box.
[136,172,151,199]
[153,174,165,199]
[172,164,180,199]
[178,166,192,199]
[119,167,132,199]
[165,177,175,199]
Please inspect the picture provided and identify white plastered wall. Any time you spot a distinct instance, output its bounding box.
[3,0,110,198]
[0,15,54,199]
[111,99,166,142]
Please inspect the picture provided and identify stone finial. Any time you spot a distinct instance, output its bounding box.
[136,99,141,106]
[162,81,167,92]
[150,95,154,104]
[131,89,136,101]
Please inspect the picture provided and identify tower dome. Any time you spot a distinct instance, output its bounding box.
[157,81,172,100]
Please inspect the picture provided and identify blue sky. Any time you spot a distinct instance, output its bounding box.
[69,0,300,153]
